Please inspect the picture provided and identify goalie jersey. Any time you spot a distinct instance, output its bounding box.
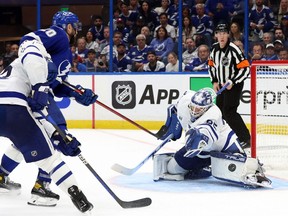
[176,90,242,155]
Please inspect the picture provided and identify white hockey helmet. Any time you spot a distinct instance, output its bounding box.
[188,88,214,118]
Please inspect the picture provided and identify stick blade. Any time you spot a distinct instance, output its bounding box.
[120,197,152,208]
[111,163,136,175]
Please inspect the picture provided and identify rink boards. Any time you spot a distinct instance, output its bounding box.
[60,72,255,129]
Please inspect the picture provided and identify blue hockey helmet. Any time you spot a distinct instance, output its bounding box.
[189,88,214,118]
[52,11,82,31]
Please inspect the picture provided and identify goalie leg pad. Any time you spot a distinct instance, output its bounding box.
[210,151,271,187]
[153,153,185,181]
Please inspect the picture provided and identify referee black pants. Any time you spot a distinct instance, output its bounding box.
[216,82,250,143]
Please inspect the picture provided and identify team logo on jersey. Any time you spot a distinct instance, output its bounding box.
[112,81,136,109]
[31,150,38,157]
[221,56,230,67]
[58,60,71,77]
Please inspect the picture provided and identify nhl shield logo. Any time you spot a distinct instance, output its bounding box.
[112,81,136,109]
[221,56,230,67]
[116,84,132,105]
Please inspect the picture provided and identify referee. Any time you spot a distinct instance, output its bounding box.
[208,23,251,149]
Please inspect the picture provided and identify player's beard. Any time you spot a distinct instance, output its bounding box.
[69,29,78,45]
[69,34,77,45]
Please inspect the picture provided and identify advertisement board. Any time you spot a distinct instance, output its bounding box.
[59,73,254,129]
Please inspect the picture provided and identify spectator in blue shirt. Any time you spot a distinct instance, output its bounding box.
[113,43,133,72]
[150,26,174,64]
[127,33,154,71]
[263,43,279,60]
[249,0,277,42]
[71,54,87,72]
[205,0,234,26]
[191,3,214,47]
[184,44,209,71]
[88,15,105,43]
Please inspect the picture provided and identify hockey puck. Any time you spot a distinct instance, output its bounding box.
[228,163,236,172]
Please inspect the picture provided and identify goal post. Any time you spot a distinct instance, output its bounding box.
[250,60,288,169]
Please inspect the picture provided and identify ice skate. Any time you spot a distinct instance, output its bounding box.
[0,173,21,194]
[27,180,60,207]
[245,172,272,188]
[68,185,93,213]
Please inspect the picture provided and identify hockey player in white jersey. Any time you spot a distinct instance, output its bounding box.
[0,39,93,213]
[0,11,98,207]
[153,88,272,188]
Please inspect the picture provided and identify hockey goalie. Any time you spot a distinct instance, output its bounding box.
[153,88,272,188]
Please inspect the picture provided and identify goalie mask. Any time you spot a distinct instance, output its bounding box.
[188,88,214,119]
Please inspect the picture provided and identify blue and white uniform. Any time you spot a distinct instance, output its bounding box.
[0,40,54,162]
[20,25,72,90]
[174,90,243,170]
[0,12,96,209]
[154,89,271,188]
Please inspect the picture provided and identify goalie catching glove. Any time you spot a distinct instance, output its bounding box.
[52,132,81,156]
[184,128,210,158]
[70,85,98,106]
[157,105,182,141]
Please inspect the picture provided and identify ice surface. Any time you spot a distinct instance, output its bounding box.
[1,129,288,216]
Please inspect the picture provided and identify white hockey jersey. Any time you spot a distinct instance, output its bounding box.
[0,40,49,107]
[175,90,241,154]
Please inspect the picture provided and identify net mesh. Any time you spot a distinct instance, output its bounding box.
[252,63,288,170]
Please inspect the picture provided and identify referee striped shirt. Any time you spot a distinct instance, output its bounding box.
[208,41,250,85]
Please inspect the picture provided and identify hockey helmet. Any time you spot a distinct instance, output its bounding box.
[188,88,214,118]
[52,11,82,31]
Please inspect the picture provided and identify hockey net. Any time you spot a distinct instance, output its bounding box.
[250,60,288,170]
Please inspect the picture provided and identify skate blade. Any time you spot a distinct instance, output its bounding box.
[27,194,58,207]
[83,207,95,216]
[0,188,21,196]
[245,180,272,188]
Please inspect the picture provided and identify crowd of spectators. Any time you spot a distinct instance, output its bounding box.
[2,0,288,72]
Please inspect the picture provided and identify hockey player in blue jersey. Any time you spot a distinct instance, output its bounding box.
[0,11,97,207]
[0,39,93,213]
[153,88,272,188]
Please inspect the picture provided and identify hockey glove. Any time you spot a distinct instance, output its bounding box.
[70,85,98,106]
[28,83,49,112]
[157,105,182,141]
[184,128,209,158]
[47,59,58,84]
[52,133,81,156]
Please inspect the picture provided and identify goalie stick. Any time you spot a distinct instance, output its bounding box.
[39,110,152,208]
[111,134,174,175]
[61,80,166,139]
[111,82,231,176]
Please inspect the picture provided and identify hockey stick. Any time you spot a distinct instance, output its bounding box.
[39,110,152,208]
[61,80,166,139]
[216,80,232,95]
[111,82,231,176]
[111,133,174,175]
